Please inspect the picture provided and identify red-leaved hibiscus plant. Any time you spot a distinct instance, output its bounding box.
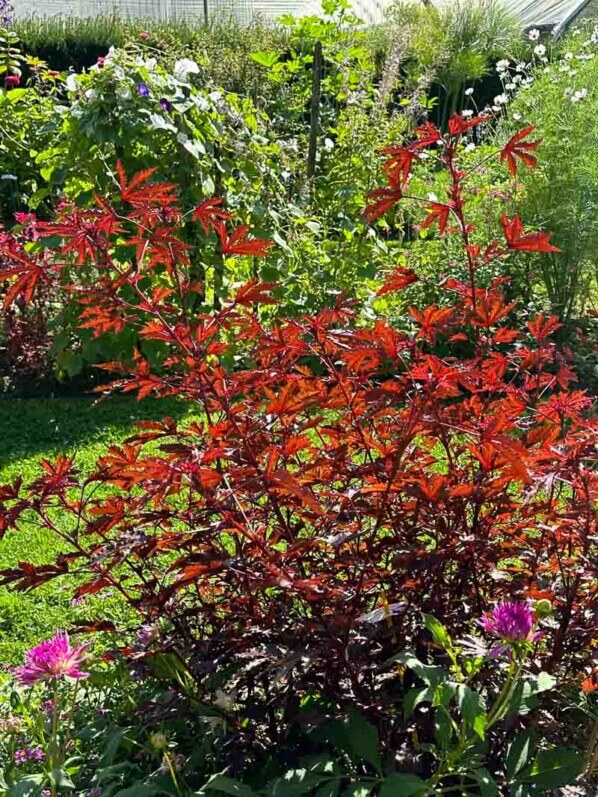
[0,117,595,749]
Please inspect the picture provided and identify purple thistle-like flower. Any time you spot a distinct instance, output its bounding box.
[480,601,534,641]
[14,631,90,686]
[479,602,544,657]
[137,82,150,97]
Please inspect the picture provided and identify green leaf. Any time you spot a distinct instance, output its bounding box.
[404,686,432,719]
[434,708,453,748]
[379,773,427,797]
[10,776,45,797]
[342,786,371,797]
[423,614,451,649]
[7,88,27,102]
[198,773,259,797]
[519,748,584,789]
[114,785,168,797]
[506,729,535,779]
[470,768,498,796]
[49,770,75,790]
[456,684,487,739]
[345,708,382,773]
[315,780,340,797]
[250,51,280,68]
[387,651,447,688]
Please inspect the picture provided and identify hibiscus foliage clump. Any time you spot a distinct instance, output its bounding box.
[0,116,595,760]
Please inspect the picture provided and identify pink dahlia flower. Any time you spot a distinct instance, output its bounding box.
[14,631,90,686]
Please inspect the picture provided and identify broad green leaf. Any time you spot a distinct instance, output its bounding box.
[342,786,371,797]
[199,773,259,797]
[250,51,280,68]
[505,729,535,779]
[387,651,447,688]
[456,684,487,739]
[315,780,340,797]
[404,686,432,719]
[114,785,168,797]
[519,748,583,789]
[434,708,453,748]
[470,768,498,797]
[10,776,45,797]
[49,770,75,790]
[379,773,426,797]
[345,708,382,773]
[423,614,451,649]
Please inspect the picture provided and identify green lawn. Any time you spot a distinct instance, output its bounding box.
[0,396,192,663]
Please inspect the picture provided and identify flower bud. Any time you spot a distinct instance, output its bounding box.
[535,599,553,617]
[150,732,168,750]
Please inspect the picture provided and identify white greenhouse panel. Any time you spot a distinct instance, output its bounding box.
[13,0,394,23]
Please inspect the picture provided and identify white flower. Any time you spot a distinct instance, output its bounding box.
[144,57,157,71]
[464,87,474,96]
[505,83,516,91]
[461,108,473,117]
[174,58,200,80]
[492,105,501,112]
[528,28,540,41]
[494,93,508,105]
[419,152,430,160]
[0,174,17,181]
[572,88,588,102]
[65,73,79,92]
[565,51,573,60]
[213,689,236,712]
[427,192,438,202]
[513,112,522,121]
[534,44,546,57]
[512,74,523,84]
[465,142,476,152]
[116,85,131,100]
[496,59,510,73]
[85,89,97,101]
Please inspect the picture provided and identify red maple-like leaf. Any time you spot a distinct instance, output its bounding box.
[376,267,419,296]
[380,145,417,186]
[116,161,178,208]
[500,126,541,176]
[421,202,454,235]
[502,215,561,253]
[362,178,403,224]
[192,197,233,234]
[527,313,562,341]
[215,223,273,257]
[448,114,488,136]
[412,121,442,149]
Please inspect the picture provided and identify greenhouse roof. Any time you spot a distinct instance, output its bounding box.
[433,0,593,34]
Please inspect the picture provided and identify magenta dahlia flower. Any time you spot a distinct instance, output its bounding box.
[480,601,543,656]
[14,631,90,686]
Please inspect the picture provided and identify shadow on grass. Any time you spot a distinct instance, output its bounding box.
[0,395,192,471]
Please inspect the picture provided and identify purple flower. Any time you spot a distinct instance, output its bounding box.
[159,97,172,112]
[0,0,13,26]
[89,788,102,797]
[40,698,56,714]
[480,601,543,656]
[14,748,45,765]
[136,624,159,647]
[14,631,90,686]
[137,82,150,97]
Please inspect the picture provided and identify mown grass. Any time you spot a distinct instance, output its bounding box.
[0,396,192,663]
